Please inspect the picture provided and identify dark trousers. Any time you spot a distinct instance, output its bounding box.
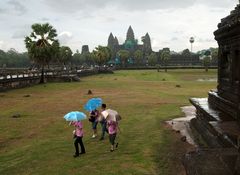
[109,133,117,145]
[74,136,85,155]
[100,122,108,139]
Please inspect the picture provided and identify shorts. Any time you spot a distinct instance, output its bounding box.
[92,121,98,129]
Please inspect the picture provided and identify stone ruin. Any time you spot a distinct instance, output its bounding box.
[183,3,240,175]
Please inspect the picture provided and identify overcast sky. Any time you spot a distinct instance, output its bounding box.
[0,0,238,53]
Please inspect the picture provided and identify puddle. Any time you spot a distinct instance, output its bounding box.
[197,78,217,82]
[166,106,196,146]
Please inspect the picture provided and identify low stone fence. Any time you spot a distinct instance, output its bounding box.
[0,68,102,92]
[116,66,217,70]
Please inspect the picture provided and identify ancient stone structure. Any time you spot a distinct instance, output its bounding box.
[163,53,201,66]
[107,26,208,66]
[81,45,90,54]
[0,69,104,91]
[183,3,240,175]
[107,26,152,62]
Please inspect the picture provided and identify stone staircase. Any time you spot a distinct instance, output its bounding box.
[182,97,240,175]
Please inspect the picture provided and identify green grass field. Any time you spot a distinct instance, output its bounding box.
[0,69,217,175]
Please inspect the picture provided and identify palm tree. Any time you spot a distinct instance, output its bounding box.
[93,46,111,67]
[25,23,59,83]
[117,50,130,67]
[59,46,72,68]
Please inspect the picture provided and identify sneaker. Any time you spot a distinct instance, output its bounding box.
[80,152,86,155]
[92,135,96,138]
[110,149,114,152]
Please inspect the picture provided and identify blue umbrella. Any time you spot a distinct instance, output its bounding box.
[64,111,87,121]
[84,98,102,111]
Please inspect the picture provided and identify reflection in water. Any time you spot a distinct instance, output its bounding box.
[166,106,196,146]
[197,78,217,82]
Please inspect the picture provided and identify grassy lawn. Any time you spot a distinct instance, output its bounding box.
[0,69,217,175]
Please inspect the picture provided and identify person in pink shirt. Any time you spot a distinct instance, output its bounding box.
[107,120,119,152]
[70,121,86,157]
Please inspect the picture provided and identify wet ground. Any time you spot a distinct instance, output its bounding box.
[166,106,196,146]
[197,78,217,82]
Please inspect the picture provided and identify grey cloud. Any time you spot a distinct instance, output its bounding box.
[103,17,116,23]
[58,32,73,45]
[12,30,28,39]
[44,0,110,13]
[40,17,50,21]
[44,0,193,13]
[171,37,178,41]
[0,8,7,13]
[196,0,236,8]
[75,12,95,20]
[8,0,27,15]
[44,0,236,13]
[12,25,31,39]
[197,38,215,43]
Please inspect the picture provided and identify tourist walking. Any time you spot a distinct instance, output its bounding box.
[70,121,86,157]
[89,109,99,138]
[99,104,108,140]
[107,120,119,152]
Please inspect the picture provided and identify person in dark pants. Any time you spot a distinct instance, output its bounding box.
[89,109,99,138]
[99,104,108,140]
[70,121,86,157]
[107,120,118,152]
[74,136,85,157]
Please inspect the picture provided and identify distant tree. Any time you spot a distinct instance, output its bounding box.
[160,48,170,72]
[83,52,95,66]
[181,49,191,57]
[59,46,72,67]
[203,56,211,72]
[117,50,130,67]
[134,50,143,66]
[72,52,82,65]
[148,53,157,66]
[210,48,218,62]
[0,49,30,68]
[25,23,59,83]
[93,46,111,66]
[202,50,211,72]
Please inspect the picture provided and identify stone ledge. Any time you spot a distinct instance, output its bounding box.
[183,148,239,175]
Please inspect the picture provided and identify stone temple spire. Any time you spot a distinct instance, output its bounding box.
[107,32,115,49]
[142,32,152,54]
[114,36,119,46]
[126,26,135,41]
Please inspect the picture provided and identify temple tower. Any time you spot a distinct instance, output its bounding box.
[107,33,115,50]
[142,33,152,55]
[81,45,89,54]
[126,26,135,42]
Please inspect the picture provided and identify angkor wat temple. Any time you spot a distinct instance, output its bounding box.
[106,26,209,66]
[107,26,152,61]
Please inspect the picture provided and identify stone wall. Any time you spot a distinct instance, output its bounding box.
[0,68,108,92]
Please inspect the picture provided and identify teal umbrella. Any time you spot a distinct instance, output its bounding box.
[64,111,87,121]
[84,98,103,112]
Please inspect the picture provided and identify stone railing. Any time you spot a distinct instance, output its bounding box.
[0,68,101,91]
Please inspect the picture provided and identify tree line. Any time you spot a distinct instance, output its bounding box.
[0,23,218,74]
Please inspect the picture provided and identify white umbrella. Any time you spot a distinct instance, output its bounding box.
[101,109,121,122]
